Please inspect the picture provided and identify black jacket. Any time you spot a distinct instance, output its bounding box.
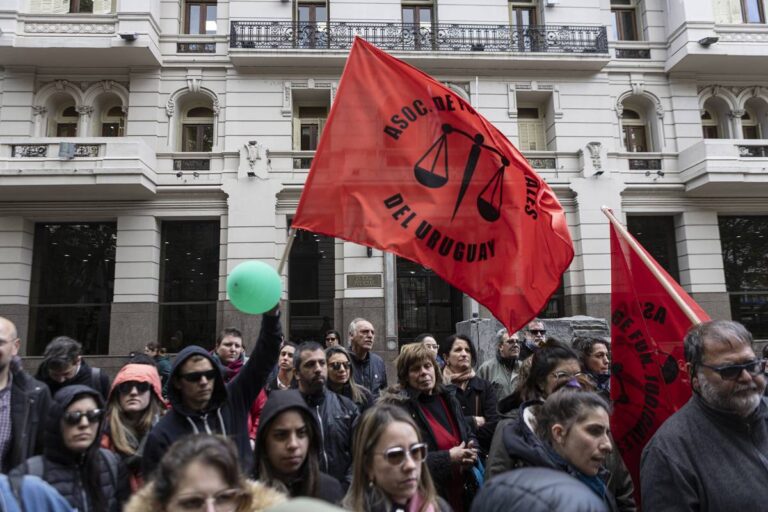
[448,375,499,455]
[349,351,388,398]
[10,385,129,512]
[380,386,476,497]
[36,359,111,400]
[142,313,282,476]
[330,381,374,413]
[254,389,344,505]
[301,388,359,488]
[471,467,609,512]
[2,358,51,473]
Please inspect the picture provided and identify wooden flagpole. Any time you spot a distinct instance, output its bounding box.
[277,227,297,275]
[601,206,704,326]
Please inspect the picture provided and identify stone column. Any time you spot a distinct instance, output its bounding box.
[0,217,34,354]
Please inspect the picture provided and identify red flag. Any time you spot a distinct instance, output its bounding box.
[292,37,573,332]
[607,209,710,501]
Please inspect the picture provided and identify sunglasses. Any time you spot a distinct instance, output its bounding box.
[377,443,428,466]
[62,408,103,426]
[325,337,337,342]
[329,361,350,371]
[179,369,218,383]
[699,359,766,381]
[530,329,547,335]
[117,381,151,395]
[173,488,246,512]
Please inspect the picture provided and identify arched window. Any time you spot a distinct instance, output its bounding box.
[742,110,760,139]
[701,110,719,139]
[101,106,125,137]
[182,106,214,152]
[56,105,78,137]
[621,108,648,152]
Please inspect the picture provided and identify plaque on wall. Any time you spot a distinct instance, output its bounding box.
[347,274,383,288]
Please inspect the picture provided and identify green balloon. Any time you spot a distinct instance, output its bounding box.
[227,261,282,315]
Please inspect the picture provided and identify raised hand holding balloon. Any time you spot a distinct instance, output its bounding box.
[226,261,282,314]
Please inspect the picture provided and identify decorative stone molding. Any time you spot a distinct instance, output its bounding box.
[729,109,746,119]
[586,142,602,171]
[165,98,175,118]
[281,81,292,117]
[25,23,115,34]
[212,98,220,115]
[718,32,768,42]
[76,105,94,116]
[32,105,47,116]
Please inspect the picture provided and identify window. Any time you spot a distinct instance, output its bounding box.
[159,220,219,351]
[621,109,648,152]
[719,216,768,339]
[396,256,463,348]
[101,106,125,137]
[517,107,546,151]
[297,1,328,48]
[742,0,765,23]
[627,216,680,283]
[287,228,335,342]
[28,223,116,355]
[182,106,214,152]
[57,105,78,137]
[185,1,217,35]
[70,0,94,13]
[611,0,638,41]
[403,3,434,50]
[701,110,720,139]
[509,0,536,27]
[742,110,761,139]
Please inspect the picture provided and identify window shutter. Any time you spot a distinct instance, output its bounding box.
[292,117,301,151]
[518,119,545,151]
[28,0,69,14]
[93,0,112,14]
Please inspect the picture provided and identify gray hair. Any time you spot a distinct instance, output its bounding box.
[494,328,509,346]
[348,317,367,338]
[684,320,753,372]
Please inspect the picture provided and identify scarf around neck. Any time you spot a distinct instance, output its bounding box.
[443,365,475,385]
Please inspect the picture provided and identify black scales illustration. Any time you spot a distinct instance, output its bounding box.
[414,123,510,222]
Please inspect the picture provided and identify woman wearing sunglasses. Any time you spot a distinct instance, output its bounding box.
[10,384,130,511]
[344,404,449,512]
[326,346,374,413]
[126,434,286,512]
[101,362,167,491]
[381,343,478,512]
[254,390,343,504]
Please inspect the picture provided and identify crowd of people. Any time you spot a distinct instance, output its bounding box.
[0,312,766,511]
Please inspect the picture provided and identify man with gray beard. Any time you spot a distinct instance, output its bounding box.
[640,320,768,511]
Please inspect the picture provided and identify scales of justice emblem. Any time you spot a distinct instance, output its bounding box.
[414,123,510,223]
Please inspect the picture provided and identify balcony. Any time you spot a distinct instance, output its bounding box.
[666,22,768,73]
[0,138,158,201]
[679,139,768,196]
[0,6,162,68]
[229,21,609,71]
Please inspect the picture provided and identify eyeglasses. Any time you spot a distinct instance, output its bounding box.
[551,371,584,381]
[377,443,428,466]
[172,488,247,512]
[179,369,218,383]
[530,329,547,336]
[62,408,103,426]
[699,359,766,381]
[329,361,350,371]
[116,381,151,395]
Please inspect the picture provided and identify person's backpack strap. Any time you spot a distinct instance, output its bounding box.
[24,457,44,479]
[91,367,102,393]
[8,473,26,512]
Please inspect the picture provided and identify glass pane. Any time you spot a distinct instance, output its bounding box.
[201,124,214,151]
[610,11,620,40]
[420,7,431,24]
[298,6,310,23]
[745,0,764,23]
[624,125,648,152]
[288,229,335,342]
[57,124,77,137]
[627,216,680,282]
[402,7,415,24]
[317,6,327,22]
[188,5,201,34]
[160,220,219,303]
[205,6,217,34]
[617,10,637,40]
[78,0,94,13]
[743,126,760,139]
[28,223,116,355]
[301,124,319,150]
[102,123,120,137]
[702,125,719,139]
[159,303,217,352]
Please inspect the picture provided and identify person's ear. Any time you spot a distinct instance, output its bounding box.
[11,338,19,357]
[75,355,82,365]
[552,424,567,446]
[687,362,700,392]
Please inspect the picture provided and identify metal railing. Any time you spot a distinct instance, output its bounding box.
[230,21,608,54]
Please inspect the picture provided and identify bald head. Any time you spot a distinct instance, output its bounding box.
[0,317,18,343]
[0,317,20,377]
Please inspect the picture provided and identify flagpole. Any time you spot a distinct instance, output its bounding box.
[278,227,297,275]
[601,206,704,325]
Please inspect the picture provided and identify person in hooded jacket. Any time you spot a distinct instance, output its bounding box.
[142,308,283,477]
[100,362,166,491]
[254,389,343,504]
[10,384,130,512]
[470,467,608,512]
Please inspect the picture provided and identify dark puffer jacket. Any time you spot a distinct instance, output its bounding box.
[142,313,282,476]
[471,467,609,512]
[10,385,129,512]
[349,351,388,398]
[300,388,359,489]
[2,358,51,473]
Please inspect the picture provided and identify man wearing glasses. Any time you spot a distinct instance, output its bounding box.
[519,319,547,360]
[477,328,522,400]
[142,307,283,476]
[641,320,768,511]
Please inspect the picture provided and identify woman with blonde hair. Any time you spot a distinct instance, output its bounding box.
[125,434,285,512]
[343,404,449,512]
[101,362,166,491]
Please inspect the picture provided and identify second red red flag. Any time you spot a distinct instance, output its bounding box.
[292,37,574,332]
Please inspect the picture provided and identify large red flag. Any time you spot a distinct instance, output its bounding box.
[607,208,710,501]
[292,37,573,332]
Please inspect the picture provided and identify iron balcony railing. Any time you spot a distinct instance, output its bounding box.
[230,21,608,54]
